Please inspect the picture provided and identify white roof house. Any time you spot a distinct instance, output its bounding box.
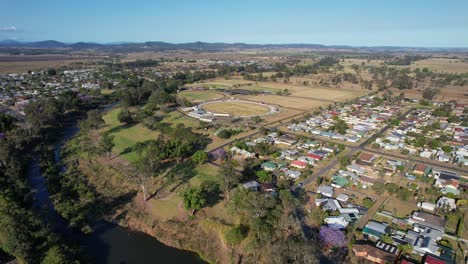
[336,193,349,202]
[417,202,436,212]
[324,216,349,229]
[436,197,457,210]
[317,185,334,197]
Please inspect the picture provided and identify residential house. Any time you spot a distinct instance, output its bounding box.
[260,183,276,192]
[261,161,277,171]
[436,197,456,211]
[331,175,349,188]
[408,211,446,232]
[324,216,349,229]
[284,170,301,179]
[352,243,398,264]
[413,164,432,177]
[315,198,341,211]
[291,160,307,169]
[363,221,390,240]
[336,193,349,202]
[358,152,377,165]
[417,202,436,212]
[242,181,260,191]
[423,255,446,264]
[317,185,334,197]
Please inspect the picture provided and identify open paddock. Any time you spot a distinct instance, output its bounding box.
[239,94,330,110]
[178,90,224,102]
[201,101,272,117]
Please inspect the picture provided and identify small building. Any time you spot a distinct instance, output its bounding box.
[363,221,390,240]
[261,161,277,171]
[436,197,457,211]
[324,216,349,229]
[284,170,301,179]
[260,183,276,192]
[352,243,398,264]
[331,175,349,188]
[336,193,349,202]
[291,160,307,169]
[358,152,377,165]
[417,202,436,212]
[317,185,334,197]
[242,181,260,191]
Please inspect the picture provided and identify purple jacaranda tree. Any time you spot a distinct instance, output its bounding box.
[319,226,346,248]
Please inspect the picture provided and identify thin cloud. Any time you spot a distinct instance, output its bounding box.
[0,26,17,32]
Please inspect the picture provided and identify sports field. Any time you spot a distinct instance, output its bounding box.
[240,95,330,110]
[178,90,224,102]
[202,101,271,116]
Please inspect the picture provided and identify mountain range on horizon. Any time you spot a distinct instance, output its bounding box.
[1,39,467,53]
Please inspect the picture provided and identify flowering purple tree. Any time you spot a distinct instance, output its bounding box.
[319,226,346,248]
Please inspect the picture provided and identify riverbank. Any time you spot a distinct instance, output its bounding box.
[27,101,209,263]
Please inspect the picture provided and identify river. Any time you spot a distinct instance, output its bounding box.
[26,106,205,264]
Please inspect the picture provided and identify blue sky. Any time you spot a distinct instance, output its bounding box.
[1,0,467,47]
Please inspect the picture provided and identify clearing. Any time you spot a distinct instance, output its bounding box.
[202,101,271,116]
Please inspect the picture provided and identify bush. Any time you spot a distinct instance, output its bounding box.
[224,226,247,245]
[362,197,374,208]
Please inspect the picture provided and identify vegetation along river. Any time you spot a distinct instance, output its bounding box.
[27,105,205,264]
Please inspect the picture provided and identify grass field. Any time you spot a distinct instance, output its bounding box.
[178,91,224,102]
[383,197,416,218]
[408,58,468,74]
[148,163,220,221]
[240,94,330,110]
[100,107,160,162]
[162,111,201,128]
[202,101,270,116]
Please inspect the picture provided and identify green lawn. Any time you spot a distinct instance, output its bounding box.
[178,91,223,102]
[161,111,201,128]
[100,107,160,162]
[188,163,220,186]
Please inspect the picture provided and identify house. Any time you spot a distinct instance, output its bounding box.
[260,183,276,192]
[274,135,297,146]
[409,211,446,232]
[331,175,349,188]
[230,146,255,159]
[336,193,349,202]
[363,221,390,240]
[352,243,398,264]
[436,197,456,211]
[242,181,260,191]
[413,164,431,176]
[404,228,441,256]
[358,152,377,165]
[291,160,307,169]
[315,198,341,211]
[284,170,301,179]
[324,216,349,229]
[347,164,366,175]
[306,152,323,161]
[261,161,277,171]
[417,202,436,212]
[317,185,334,197]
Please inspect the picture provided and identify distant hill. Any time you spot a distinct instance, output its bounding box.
[0,40,466,53]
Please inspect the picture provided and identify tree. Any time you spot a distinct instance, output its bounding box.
[118,110,133,124]
[131,155,162,202]
[339,155,351,167]
[256,170,272,183]
[218,161,240,201]
[309,207,327,226]
[251,116,263,124]
[398,244,413,254]
[47,68,57,76]
[380,234,393,244]
[181,187,206,215]
[422,88,440,101]
[371,182,385,194]
[362,197,374,208]
[191,150,208,165]
[41,246,68,264]
[224,226,247,245]
[217,129,231,139]
[318,226,346,248]
[99,133,114,160]
[83,109,104,130]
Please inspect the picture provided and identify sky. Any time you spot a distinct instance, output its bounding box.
[1,0,467,47]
